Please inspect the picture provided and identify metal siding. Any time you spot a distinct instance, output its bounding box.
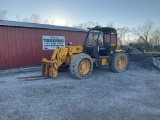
[0,27,5,68]
[3,27,10,68]
[0,26,87,69]
[29,29,37,65]
[16,28,24,67]
[36,29,42,64]
[10,27,17,68]
[38,29,44,61]
[20,28,26,66]
[22,28,31,66]
[28,28,36,66]
[7,27,14,68]
[34,29,41,65]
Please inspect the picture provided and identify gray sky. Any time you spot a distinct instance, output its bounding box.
[0,0,160,28]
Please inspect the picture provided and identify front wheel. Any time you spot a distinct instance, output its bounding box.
[111,52,128,73]
[70,53,93,79]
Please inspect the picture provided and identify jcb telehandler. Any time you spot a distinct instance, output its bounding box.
[42,26,128,79]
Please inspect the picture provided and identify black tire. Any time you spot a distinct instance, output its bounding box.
[70,53,93,79]
[111,52,128,73]
[93,59,101,68]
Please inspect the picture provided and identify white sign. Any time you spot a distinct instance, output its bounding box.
[42,36,65,50]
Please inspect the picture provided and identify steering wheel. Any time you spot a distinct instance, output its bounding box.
[98,40,102,45]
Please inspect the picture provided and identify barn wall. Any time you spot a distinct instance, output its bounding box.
[0,26,86,69]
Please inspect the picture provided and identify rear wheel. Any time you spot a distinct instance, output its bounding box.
[111,52,128,72]
[70,53,93,79]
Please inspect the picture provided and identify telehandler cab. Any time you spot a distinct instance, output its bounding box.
[42,26,128,79]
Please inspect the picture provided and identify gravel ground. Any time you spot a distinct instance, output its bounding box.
[0,64,160,120]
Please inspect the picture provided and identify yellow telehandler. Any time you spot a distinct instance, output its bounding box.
[41,26,128,79]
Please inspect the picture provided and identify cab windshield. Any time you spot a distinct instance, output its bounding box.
[86,30,101,46]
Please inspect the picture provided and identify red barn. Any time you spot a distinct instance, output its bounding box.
[0,20,87,69]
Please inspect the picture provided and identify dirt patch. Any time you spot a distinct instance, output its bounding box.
[122,46,143,54]
[122,46,160,70]
[128,54,155,69]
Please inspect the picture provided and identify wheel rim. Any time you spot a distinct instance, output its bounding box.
[118,57,125,69]
[79,59,90,75]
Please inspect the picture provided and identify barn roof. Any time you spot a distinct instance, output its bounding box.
[0,20,86,32]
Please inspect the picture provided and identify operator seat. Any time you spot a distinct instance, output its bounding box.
[99,43,110,56]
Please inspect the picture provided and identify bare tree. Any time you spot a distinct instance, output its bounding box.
[132,19,155,44]
[117,27,130,45]
[50,18,55,25]
[73,23,85,29]
[43,19,49,24]
[73,21,100,30]
[21,17,30,22]
[0,10,7,20]
[65,22,69,26]
[16,15,20,22]
[151,27,160,44]
[106,22,115,27]
[85,21,97,28]
[29,14,41,23]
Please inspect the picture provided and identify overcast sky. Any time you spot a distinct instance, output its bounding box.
[0,0,160,28]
